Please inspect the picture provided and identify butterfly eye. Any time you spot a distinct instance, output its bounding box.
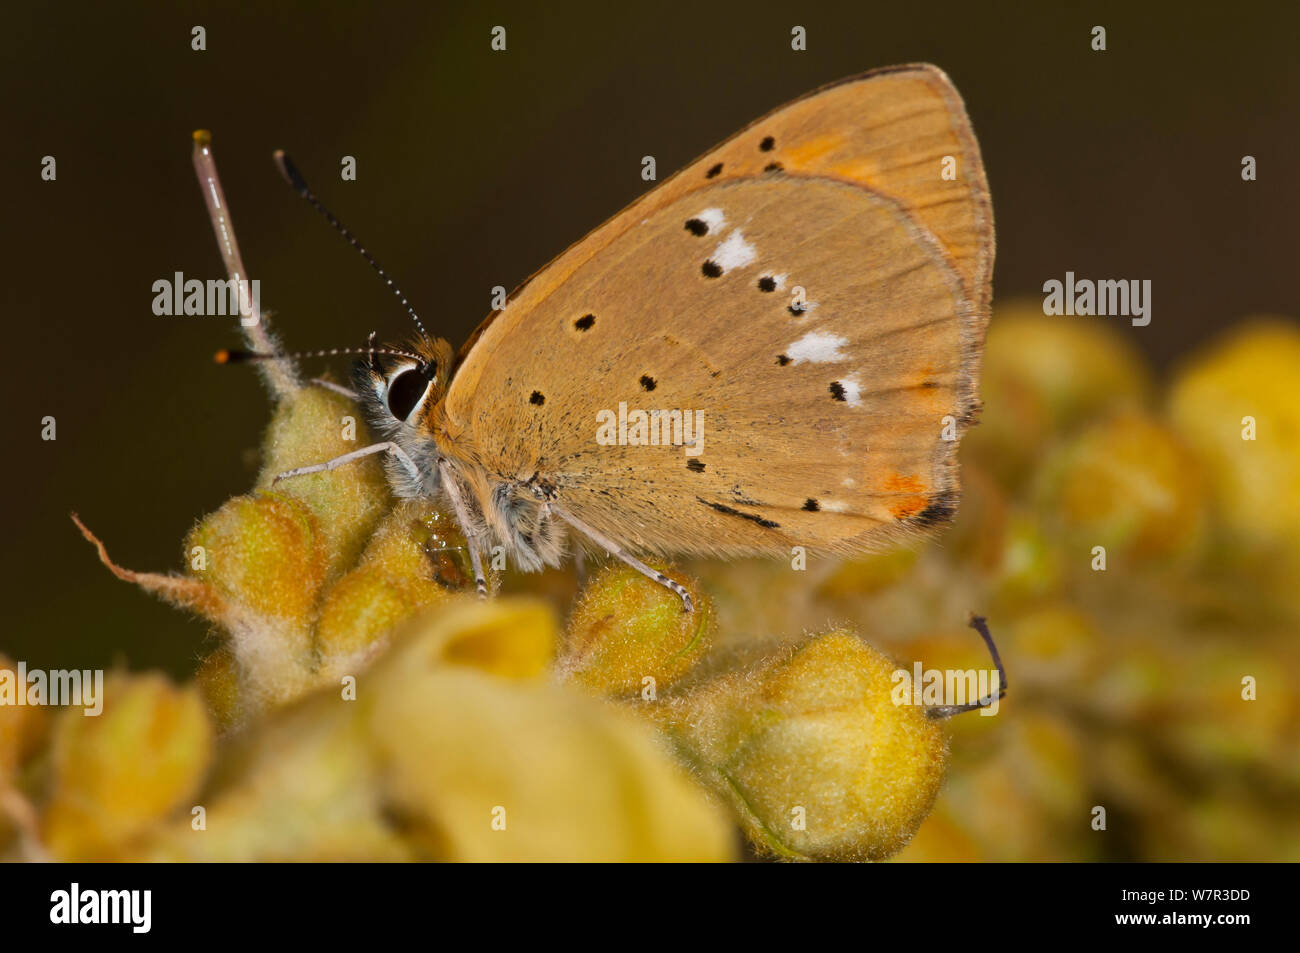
[385,367,430,420]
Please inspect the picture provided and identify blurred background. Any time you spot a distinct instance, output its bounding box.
[3,1,1298,861]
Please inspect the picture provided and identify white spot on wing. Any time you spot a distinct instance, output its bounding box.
[713,229,756,272]
[837,375,864,407]
[696,208,727,233]
[787,330,849,365]
[822,500,851,513]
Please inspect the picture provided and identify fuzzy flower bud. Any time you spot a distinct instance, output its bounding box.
[964,302,1151,487]
[42,674,214,860]
[314,502,471,679]
[656,630,948,861]
[1168,319,1300,551]
[558,563,713,697]
[1033,410,1209,565]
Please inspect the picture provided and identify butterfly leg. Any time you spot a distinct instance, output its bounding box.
[437,461,490,599]
[572,546,587,587]
[548,503,693,612]
[272,441,422,484]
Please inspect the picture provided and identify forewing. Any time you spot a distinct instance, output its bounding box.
[442,63,992,557]
[451,63,992,373]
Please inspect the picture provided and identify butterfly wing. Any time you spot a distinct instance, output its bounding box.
[452,64,992,370]
[441,64,992,557]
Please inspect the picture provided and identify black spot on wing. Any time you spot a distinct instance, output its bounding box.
[640,375,657,391]
[685,218,708,236]
[829,381,847,402]
[701,260,722,278]
[802,498,819,511]
[529,391,545,406]
[760,135,775,151]
[697,497,780,529]
[706,162,723,178]
[686,459,705,473]
[912,491,959,527]
[574,314,596,331]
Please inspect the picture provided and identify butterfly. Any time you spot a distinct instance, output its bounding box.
[235,63,993,612]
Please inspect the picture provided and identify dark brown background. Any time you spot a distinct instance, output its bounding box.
[4,1,1296,674]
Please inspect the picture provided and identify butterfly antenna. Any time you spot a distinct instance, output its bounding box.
[925,615,1008,719]
[273,150,432,343]
[215,343,424,366]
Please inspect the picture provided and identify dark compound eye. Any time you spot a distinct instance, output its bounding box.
[386,367,429,420]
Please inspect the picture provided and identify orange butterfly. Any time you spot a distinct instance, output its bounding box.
[229,63,993,611]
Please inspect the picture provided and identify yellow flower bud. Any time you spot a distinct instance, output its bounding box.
[144,599,733,862]
[1168,318,1300,551]
[558,563,714,697]
[43,674,214,860]
[993,511,1064,608]
[314,503,469,674]
[186,493,326,623]
[817,546,919,601]
[964,301,1152,487]
[940,462,1010,571]
[1005,605,1103,688]
[896,711,1089,862]
[1033,411,1209,565]
[658,630,948,861]
[194,648,242,730]
[256,385,391,570]
[366,599,733,861]
[140,686,409,862]
[0,655,48,784]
